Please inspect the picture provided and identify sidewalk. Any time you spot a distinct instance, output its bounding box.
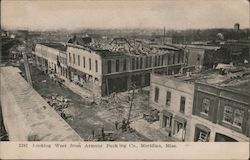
[63,79,93,99]
[130,119,176,141]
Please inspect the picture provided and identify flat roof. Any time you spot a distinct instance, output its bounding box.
[0,66,82,141]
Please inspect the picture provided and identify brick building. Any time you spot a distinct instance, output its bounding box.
[66,37,185,96]
[190,80,250,142]
[150,67,250,142]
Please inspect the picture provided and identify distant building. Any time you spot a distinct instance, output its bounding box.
[34,43,68,79]
[234,23,240,32]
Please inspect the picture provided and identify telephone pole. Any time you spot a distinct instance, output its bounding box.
[127,84,136,126]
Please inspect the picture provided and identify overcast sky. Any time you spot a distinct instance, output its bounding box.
[1,0,250,31]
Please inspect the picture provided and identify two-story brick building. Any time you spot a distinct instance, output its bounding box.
[190,80,250,142]
[66,37,185,96]
[150,68,250,142]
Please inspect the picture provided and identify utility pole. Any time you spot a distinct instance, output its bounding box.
[127,84,136,126]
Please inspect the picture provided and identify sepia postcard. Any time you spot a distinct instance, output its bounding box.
[0,0,249,159]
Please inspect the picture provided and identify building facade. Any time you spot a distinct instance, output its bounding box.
[66,39,185,96]
[190,82,250,142]
[34,43,68,79]
[150,73,195,141]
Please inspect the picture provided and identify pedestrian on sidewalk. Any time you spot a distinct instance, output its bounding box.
[115,121,119,130]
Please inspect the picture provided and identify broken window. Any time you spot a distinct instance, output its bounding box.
[166,91,171,106]
[201,98,210,115]
[95,60,98,72]
[154,87,159,103]
[107,60,112,73]
[89,58,91,70]
[180,96,185,113]
[116,59,119,72]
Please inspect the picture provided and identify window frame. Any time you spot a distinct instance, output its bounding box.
[201,98,210,116]
[180,96,186,113]
[154,87,159,103]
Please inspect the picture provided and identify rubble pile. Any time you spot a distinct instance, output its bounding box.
[43,94,73,120]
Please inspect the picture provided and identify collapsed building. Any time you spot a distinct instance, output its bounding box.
[33,37,185,96]
[150,66,250,142]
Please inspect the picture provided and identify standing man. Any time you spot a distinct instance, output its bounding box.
[115,121,119,130]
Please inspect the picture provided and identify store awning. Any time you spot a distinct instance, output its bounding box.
[162,110,173,117]
[174,115,187,124]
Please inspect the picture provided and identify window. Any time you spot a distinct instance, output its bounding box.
[123,59,127,71]
[107,60,112,73]
[154,87,159,103]
[163,116,171,128]
[180,96,186,113]
[89,58,91,70]
[131,58,135,70]
[95,60,98,72]
[83,56,85,68]
[173,54,175,64]
[198,130,209,142]
[177,53,180,63]
[69,53,72,63]
[78,55,80,66]
[140,57,143,69]
[154,56,157,66]
[168,55,171,65]
[223,106,233,124]
[161,55,164,65]
[145,57,148,68]
[136,57,139,69]
[201,99,210,115]
[223,106,244,128]
[116,59,119,72]
[73,54,75,64]
[149,56,152,67]
[166,91,171,106]
[233,109,244,127]
[158,55,161,66]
